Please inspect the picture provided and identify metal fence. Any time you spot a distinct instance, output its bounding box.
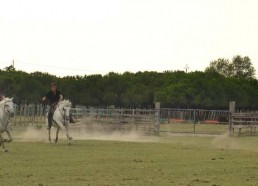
[12,104,46,126]
[156,109,229,134]
[79,108,159,134]
[160,109,229,124]
[11,104,231,135]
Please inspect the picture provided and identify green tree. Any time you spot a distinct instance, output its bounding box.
[232,55,255,79]
[1,61,258,109]
[206,55,255,79]
[4,65,16,72]
[205,58,232,77]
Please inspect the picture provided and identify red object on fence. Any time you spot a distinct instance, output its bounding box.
[204,120,219,124]
[170,119,185,123]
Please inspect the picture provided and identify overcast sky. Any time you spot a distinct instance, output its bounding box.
[1,0,258,77]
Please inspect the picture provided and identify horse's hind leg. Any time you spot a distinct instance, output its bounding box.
[0,134,8,152]
[55,127,60,144]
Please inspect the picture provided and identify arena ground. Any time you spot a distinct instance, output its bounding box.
[1,127,258,186]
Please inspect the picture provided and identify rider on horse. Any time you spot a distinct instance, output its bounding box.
[42,83,63,130]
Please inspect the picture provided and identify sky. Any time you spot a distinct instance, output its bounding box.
[0,0,258,77]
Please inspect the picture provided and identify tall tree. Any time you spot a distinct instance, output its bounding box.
[4,65,16,72]
[205,55,255,79]
[205,58,232,77]
[232,55,255,79]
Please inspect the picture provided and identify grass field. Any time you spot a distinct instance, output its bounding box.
[1,127,258,186]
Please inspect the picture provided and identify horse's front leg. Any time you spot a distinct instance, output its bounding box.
[6,127,13,143]
[55,127,60,144]
[0,134,8,152]
[65,124,72,145]
[53,119,72,145]
[48,128,52,143]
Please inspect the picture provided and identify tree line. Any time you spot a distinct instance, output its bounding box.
[0,55,257,109]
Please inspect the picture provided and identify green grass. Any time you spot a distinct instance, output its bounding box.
[1,131,258,186]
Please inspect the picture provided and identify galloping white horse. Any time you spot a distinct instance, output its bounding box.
[48,99,73,145]
[0,97,15,152]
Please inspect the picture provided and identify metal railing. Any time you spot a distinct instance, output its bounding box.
[11,104,231,134]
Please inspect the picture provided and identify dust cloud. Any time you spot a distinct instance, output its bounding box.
[72,128,155,142]
[13,125,159,143]
[212,133,239,149]
[13,125,258,152]
[15,127,49,143]
[212,133,258,152]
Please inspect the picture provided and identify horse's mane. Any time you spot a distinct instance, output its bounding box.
[58,99,72,107]
[0,97,12,105]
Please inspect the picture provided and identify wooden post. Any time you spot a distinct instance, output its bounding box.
[193,110,196,133]
[168,109,170,124]
[155,102,161,134]
[229,101,236,136]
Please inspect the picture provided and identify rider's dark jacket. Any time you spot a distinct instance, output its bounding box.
[45,90,62,105]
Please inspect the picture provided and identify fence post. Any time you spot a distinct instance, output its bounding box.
[155,102,160,134]
[193,110,196,134]
[229,101,236,136]
[167,109,170,124]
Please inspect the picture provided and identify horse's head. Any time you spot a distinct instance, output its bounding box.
[59,99,72,108]
[63,107,71,118]
[3,97,15,117]
[59,99,72,118]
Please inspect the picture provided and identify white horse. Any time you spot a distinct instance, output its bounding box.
[48,99,73,145]
[0,97,15,152]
